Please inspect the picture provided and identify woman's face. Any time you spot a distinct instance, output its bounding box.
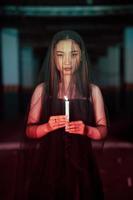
[54,39,81,76]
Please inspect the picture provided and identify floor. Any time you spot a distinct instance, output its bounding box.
[0,115,133,200]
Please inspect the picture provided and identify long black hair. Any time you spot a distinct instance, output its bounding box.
[38,30,91,99]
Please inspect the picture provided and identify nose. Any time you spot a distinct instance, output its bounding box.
[63,54,71,65]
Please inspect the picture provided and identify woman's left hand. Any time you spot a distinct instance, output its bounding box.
[65,121,85,135]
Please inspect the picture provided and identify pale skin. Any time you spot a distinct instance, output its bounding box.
[26,39,107,139]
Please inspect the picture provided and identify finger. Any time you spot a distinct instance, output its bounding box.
[68,128,84,134]
[68,129,81,134]
[53,121,66,128]
[67,125,79,131]
[53,120,67,126]
[50,115,66,121]
[53,115,67,120]
[68,121,83,126]
[52,117,66,123]
[50,117,67,125]
[70,120,83,123]
[57,122,66,127]
[58,124,66,128]
[68,124,81,129]
[49,118,66,125]
[68,125,84,132]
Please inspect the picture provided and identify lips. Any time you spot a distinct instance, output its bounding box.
[63,68,72,71]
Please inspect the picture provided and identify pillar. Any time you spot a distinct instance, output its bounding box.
[1,28,19,118]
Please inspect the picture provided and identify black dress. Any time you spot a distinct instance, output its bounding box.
[26,97,104,200]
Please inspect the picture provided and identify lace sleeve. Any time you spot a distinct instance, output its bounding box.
[91,84,107,127]
[27,83,45,125]
[87,84,107,140]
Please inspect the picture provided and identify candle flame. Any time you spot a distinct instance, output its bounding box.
[64,96,68,101]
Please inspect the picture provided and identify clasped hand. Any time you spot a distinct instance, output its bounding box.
[48,115,85,135]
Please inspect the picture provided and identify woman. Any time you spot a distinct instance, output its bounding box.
[26,30,107,200]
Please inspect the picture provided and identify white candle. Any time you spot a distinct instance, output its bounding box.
[64,96,69,121]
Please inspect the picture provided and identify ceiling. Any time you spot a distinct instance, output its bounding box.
[1,0,133,6]
[0,3,133,63]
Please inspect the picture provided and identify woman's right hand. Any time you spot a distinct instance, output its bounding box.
[47,115,67,132]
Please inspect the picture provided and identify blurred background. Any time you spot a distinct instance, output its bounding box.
[0,1,133,200]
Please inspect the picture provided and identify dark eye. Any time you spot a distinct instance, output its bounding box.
[57,54,63,57]
[72,53,78,57]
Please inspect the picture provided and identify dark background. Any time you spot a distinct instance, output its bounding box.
[0,1,133,200]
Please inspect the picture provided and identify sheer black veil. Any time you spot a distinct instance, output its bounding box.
[16,30,107,200]
[37,30,92,99]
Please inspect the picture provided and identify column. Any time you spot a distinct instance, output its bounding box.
[20,45,39,113]
[21,46,36,89]
[92,45,120,115]
[124,27,133,113]
[1,28,19,118]
[93,46,120,88]
[107,46,120,87]
[107,46,120,112]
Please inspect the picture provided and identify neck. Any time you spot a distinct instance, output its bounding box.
[59,75,73,97]
[63,76,71,92]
